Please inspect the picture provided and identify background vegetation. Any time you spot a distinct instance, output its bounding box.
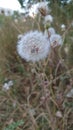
[0,1,73,130]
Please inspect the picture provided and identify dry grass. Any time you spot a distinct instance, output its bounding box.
[0,7,73,130]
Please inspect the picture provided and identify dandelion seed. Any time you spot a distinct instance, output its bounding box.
[50,34,63,47]
[17,31,50,62]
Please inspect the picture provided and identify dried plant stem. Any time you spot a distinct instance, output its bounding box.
[28,110,38,130]
[48,68,73,86]
[11,22,23,34]
[27,95,38,130]
[46,102,55,130]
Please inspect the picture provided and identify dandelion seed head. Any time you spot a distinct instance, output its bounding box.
[37,2,50,15]
[44,27,55,38]
[48,27,55,37]
[29,2,50,18]
[17,31,50,62]
[50,34,63,47]
[44,15,53,24]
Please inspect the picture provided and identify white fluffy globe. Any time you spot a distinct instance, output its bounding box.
[17,31,50,62]
[49,34,63,47]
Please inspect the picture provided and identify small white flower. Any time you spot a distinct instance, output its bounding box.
[17,31,50,62]
[66,89,73,98]
[2,80,13,91]
[56,111,63,118]
[2,83,10,91]
[44,15,53,24]
[48,27,55,37]
[61,24,66,31]
[50,34,63,47]
[8,80,13,86]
